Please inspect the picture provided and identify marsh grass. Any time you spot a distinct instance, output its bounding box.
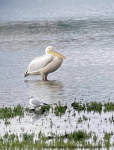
[0,104,24,120]
[86,102,102,113]
[4,118,10,126]
[54,102,67,116]
[83,115,88,121]
[104,102,114,112]
[93,134,97,143]
[1,102,114,149]
[0,130,104,149]
[40,105,51,113]
[78,101,114,114]
[71,102,85,112]
[0,104,24,126]
[67,130,91,142]
[71,101,102,113]
[109,115,114,124]
[34,105,51,116]
[104,132,111,150]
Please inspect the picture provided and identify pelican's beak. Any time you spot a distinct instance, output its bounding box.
[48,49,66,59]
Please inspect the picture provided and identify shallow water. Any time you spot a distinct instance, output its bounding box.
[0,0,114,107]
[1,104,114,149]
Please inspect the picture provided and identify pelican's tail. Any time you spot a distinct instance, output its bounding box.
[24,71,28,77]
[24,70,41,77]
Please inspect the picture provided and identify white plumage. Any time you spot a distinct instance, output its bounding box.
[28,54,54,73]
[28,96,47,108]
[24,46,66,81]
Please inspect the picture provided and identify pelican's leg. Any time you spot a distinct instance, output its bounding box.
[45,75,48,81]
[42,76,45,81]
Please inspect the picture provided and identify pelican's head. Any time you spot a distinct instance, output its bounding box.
[28,96,34,99]
[45,46,53,54]
[45,46,66,59]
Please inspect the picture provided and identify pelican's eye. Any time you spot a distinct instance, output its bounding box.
[48,48,51,51]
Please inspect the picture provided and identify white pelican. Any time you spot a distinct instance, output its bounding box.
[28,96,48,109]
[24,46,66,80]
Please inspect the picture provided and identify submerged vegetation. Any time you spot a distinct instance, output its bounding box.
[0,101,114,149]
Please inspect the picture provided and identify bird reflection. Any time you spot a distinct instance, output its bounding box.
[24,80,64,104]
[29,114,41,124]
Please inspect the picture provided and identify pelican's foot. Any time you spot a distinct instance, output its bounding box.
[45,75,48,81]
[42,75,48,81]
[42,76,45,81]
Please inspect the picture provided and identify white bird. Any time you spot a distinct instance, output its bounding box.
[24,46,66,81]
[28,96,48,109]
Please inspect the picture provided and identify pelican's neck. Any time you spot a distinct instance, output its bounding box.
[45,48,48,54]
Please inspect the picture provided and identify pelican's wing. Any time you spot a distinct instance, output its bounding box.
[27,54,54,73]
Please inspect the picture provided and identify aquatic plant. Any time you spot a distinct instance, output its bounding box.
[78,117,83,123]
[68,130,91,141]
[0,130,114,149]
[93,134,97,143]
[104,132,111,141]
[0,104,24,120]
[103,132,113,150]
[71,101,103,113]
[83,115,88,121]
[0,104,24,126]
[1,102,114,149]
[4,118,10,126]
[34,104,51,116]
[109,115,114,124]
[54,102,67,116]
[40,105,51,112]
[86,102,102,113]
[71,102,85,112]
[104,102,114,112]
[13,104,24,116]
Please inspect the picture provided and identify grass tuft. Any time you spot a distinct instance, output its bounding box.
[54,102,67,116]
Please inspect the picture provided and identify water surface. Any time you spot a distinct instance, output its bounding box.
[0,0,114,106]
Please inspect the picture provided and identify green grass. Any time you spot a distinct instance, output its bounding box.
[86,102,102,113]
[33,104,51,116]
[109,115,114,124]
[1,102,114,149]
[0,104,24,126]
[67,130,91,141]
[0,104,24,119]
[54,102,67,116]
[104,102,114,112]
[71,102,85,112]
[71,101,102,113]
[104,132,111,150]
[0,131,105,149]
[93,134,97,143]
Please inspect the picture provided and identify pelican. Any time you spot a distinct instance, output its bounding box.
[24,46,66,80]
[28,96,48,109]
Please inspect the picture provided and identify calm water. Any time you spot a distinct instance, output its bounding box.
[0,0,114,107]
